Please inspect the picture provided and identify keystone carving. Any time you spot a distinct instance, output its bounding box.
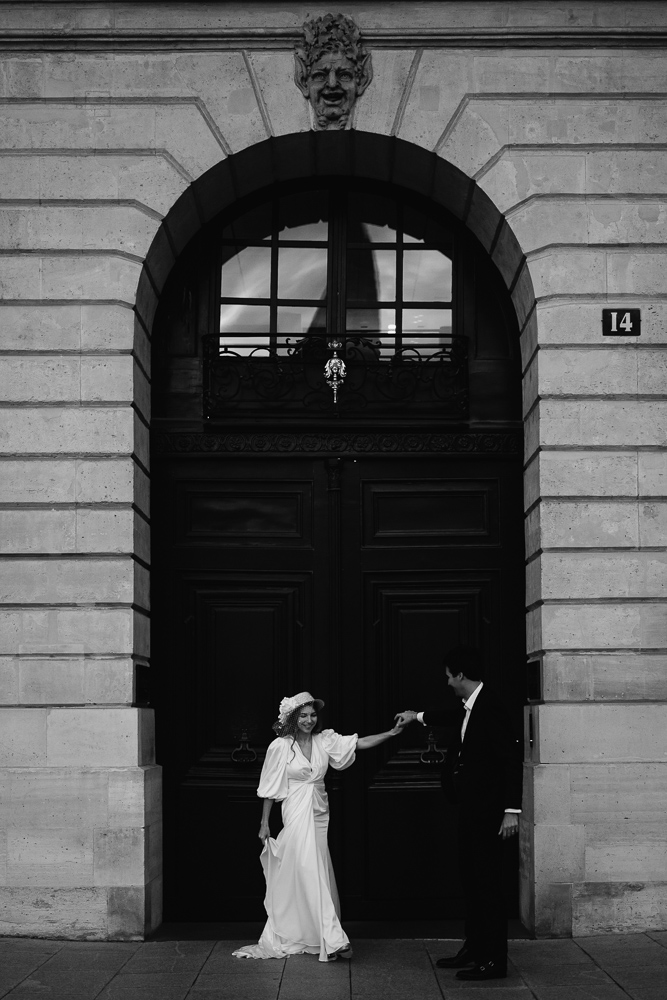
[294,13,373,130]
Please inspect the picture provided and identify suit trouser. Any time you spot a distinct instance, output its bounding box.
[458,803,507,965]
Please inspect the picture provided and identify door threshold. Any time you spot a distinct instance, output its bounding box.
[150,919,531,941]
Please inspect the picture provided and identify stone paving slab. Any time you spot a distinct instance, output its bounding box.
[444,983,533,1000]
[0,933,665,999]
[39,944,140,972]
[519,964,616,988]
[607,966,667,991]
[579,935,667,964]
[6,968,117,996]
[518,989,630,1000]
[507,940,596,966]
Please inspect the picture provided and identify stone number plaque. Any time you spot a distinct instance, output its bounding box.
[602,308,641,336]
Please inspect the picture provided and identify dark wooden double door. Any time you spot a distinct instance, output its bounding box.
[154,447,524,921]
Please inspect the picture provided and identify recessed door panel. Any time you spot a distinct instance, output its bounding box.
[177,480,313,546]
[363,479,498,545]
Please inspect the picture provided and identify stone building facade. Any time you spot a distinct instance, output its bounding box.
[0,1,665,939]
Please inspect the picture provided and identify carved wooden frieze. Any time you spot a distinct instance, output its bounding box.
[294,13,372,130]
[154,431,522,455]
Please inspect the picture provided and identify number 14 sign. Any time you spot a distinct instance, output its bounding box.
[602,308,641,336]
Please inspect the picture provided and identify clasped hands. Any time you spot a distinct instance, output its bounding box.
[394,709,419,728]
[390,709,417,735]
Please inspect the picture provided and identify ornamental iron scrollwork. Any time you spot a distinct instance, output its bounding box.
[203,333,468,420]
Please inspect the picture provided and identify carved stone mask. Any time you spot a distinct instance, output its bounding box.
[295,13,372,130]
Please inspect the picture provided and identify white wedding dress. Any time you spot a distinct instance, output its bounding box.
[233,729,357,963]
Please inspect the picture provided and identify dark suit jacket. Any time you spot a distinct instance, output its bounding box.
[423,685,522,813]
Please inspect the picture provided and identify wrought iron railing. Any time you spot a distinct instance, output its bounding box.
[203,332,468,419]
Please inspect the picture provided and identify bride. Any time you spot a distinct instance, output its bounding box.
[233,691,405,963]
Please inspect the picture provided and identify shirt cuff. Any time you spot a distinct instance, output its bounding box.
[417,711,426,725]
[505,808,521,814]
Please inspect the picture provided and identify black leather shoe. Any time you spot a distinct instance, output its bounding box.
[456,960,507,980]
[435,945,474,969]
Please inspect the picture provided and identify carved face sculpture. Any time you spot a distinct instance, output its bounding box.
[295,14,372,131]
[306,50,360,128]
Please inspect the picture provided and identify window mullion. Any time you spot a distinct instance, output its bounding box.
[269,202,278,354]
[396,208,403,355]
[329,187,346,340]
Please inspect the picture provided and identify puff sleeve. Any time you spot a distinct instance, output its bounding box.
[256,737,290,801]
[319,729,357,771]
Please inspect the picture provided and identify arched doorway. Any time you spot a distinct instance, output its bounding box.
[149,134,526,922]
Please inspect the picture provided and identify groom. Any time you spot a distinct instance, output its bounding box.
[396,645,522,981]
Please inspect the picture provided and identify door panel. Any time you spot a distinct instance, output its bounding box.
[165,572,312,919]
[362,479,498,545]
[177,480,313,545]
[153,450,523,920]
[332,455,520,918]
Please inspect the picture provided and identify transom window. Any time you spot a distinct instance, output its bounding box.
[217,184,454,357]
[155,174,520,425]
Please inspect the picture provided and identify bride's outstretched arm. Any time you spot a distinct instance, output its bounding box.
[258,798,274,842]
[356,721,405,750]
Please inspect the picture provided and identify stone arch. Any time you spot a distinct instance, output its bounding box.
[135,131,535,346]
[139,129,536,928]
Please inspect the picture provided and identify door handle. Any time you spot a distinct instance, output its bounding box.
[231,730,257,765]
[420,729,445,765]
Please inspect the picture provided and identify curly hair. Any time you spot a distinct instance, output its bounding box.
[272,701,322,757]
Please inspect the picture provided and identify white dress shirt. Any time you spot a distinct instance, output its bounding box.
[416,680,483,740]
[460,679,483,740]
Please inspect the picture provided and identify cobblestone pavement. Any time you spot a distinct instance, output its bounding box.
[0,932,666,1000]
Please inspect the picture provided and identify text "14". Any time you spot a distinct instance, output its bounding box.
[602,308,641,336]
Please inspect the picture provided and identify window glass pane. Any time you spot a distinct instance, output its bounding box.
[403,250,452,302]
[220,303,270,335]
[347,249,396,304]
[346,308,396,336]
[278,248,328,300]
[221,247,271,298]
[402,308,452,345]
[348,193,398,242]
[278,190,329,241]
[347,308,396,359]
[222,204,272,242]
[279,221,329,242]
[355,222,397,244]
[277,306,327,336]
[219,301,270,355]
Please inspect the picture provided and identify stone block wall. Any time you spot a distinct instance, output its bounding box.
[0,1,666,937]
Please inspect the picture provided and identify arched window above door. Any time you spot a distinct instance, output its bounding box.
[218,185,453,359]
[153,178,520,429]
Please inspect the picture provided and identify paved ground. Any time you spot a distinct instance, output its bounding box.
[0,932,666,999]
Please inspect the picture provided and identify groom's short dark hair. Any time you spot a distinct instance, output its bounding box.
[444,645,485,681]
